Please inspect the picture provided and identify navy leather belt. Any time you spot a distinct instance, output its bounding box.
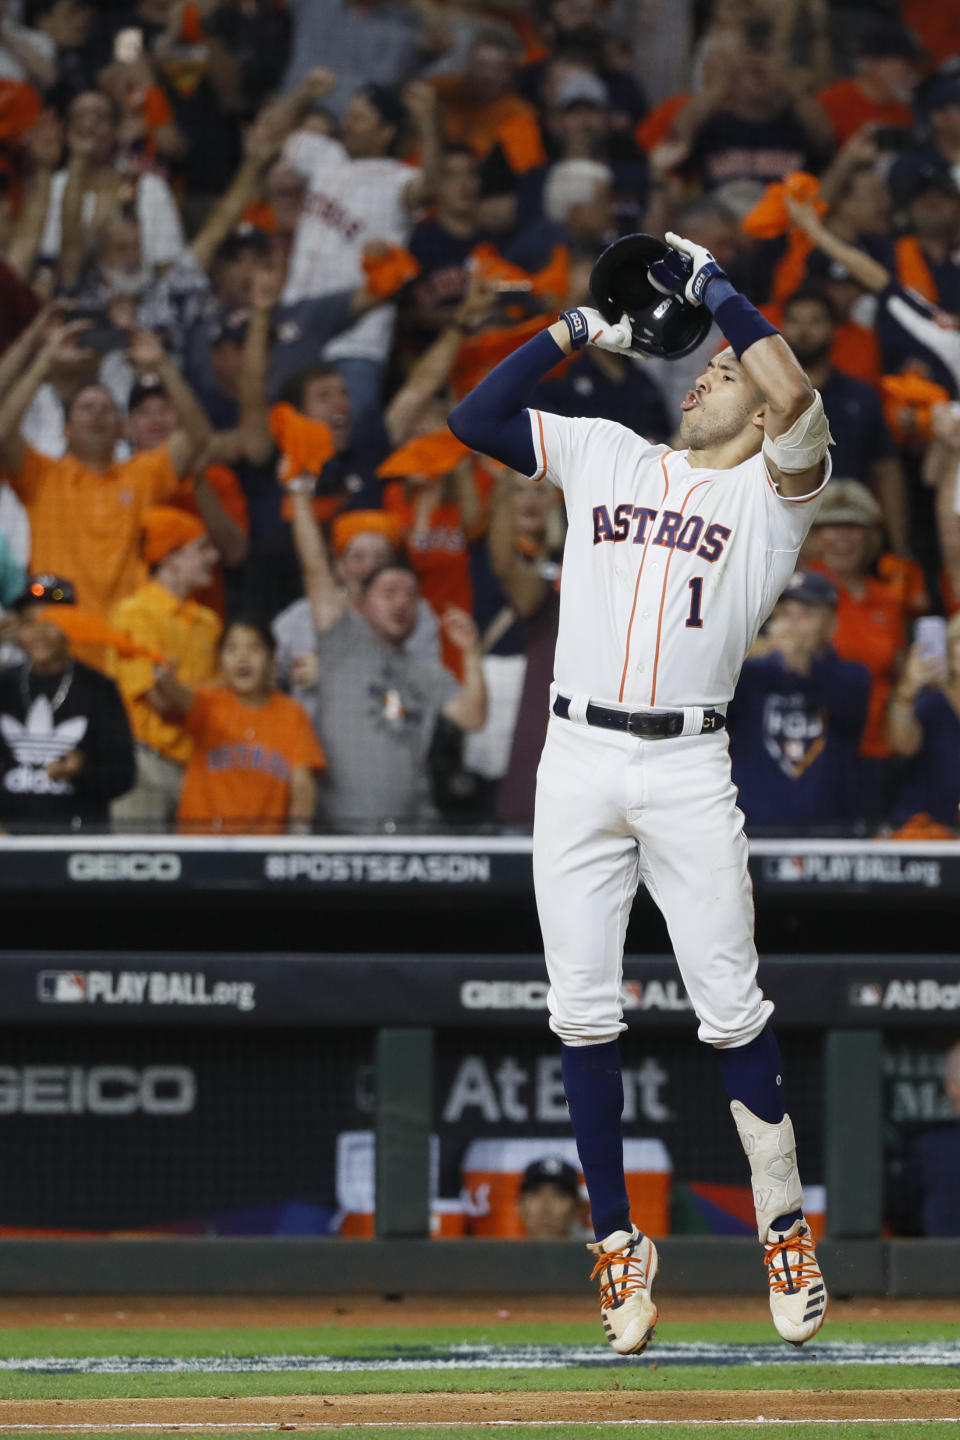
[553,693,726,739]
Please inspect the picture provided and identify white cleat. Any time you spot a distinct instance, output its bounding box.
[764,1217,828,1345]
[586,1225,659,1355]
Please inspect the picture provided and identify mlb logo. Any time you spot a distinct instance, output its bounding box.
[850,983,882,1008]
[37,971,86,1003]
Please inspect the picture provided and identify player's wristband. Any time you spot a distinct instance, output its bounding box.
[559,308,590,350]
[706,283,779,360]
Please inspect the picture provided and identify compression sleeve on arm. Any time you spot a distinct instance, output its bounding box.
[701,276,778,360]
[447,328,566,475]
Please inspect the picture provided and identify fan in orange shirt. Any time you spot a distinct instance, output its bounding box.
[431,28,545,176]
[150,619,325,835]
[814,24,925,146]
[807,482,910,766]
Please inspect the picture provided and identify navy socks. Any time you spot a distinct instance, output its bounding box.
[718,1025,802,1232]
[561,1040,632,1241]
[717,1024,786,1124]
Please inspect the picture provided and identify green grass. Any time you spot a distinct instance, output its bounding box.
[1,1366,958,1400]
[0,1317,953,1358]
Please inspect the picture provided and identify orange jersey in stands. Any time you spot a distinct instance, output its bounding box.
[814,80,914,146]
[808,562,906,757]
[431,76,545,172]
[7,444,179,617]
[178,686,325,833]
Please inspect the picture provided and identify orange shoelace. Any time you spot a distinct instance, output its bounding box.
[764,1230,821,1294]
[589,1244,650,1310]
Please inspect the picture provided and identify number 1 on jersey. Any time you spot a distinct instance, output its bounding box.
[686,576,704,629]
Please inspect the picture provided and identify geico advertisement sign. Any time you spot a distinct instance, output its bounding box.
[460,978,690,1012]
[0,1066,196,1115]
[66,852,182,882]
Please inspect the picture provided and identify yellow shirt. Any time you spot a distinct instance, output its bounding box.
[108,581,222,764]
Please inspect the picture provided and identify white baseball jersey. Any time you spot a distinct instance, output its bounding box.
[527,410,831,710]
[282,131,418,363]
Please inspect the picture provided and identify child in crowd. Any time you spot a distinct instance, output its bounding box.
[150,618,324,834]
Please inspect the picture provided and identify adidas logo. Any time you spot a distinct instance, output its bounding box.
[1,696,87,794]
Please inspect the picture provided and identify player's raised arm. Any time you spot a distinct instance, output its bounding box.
[649,234,831,499]
[447,310,633,475]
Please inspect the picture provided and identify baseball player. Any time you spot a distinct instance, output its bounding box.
[449,231,832,1355]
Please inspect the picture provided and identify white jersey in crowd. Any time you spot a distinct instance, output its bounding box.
[528,410,831,711]
[282,130,419,364]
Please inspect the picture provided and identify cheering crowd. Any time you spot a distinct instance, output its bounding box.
[0,0,957,836]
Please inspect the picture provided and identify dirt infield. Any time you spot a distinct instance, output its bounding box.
[1,1390,958,1429]
[1,1295,956,1329]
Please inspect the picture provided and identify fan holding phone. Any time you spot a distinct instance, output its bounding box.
[888,613,960,833]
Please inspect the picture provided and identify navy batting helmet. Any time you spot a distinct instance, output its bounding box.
[589,233,713,360]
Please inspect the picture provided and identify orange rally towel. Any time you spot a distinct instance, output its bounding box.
[880,373,952,446]
[377,430,470,479]
[269,403,336,482]
[452,316,552,397]
[741,172,826,240]
[362,245,421,299]
[39,606,165,665]
[331,510,404,554]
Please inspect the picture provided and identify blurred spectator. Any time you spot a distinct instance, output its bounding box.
[125,371,249,616]
[517,1156,584,1241]
[39,89,185,289]
[150,617,325,834]
[889,1040,960,1236]
[289,486,486,828]
[238,269,494,618]
[880,155,960,379]
[282,0,449,113]
[0,320,211,617]
[924,401,960,615]
[487,466,563,830]
[814,23,924,146]
[807,481,909,811]
[108,508,221,830]
[280,72,443,424]
[669,29,833,195]
[779,286,908,553]
[406,144,482,332]
[0,0,58,90]
[272,507,440,700]
[0,574,135,830]
[728,570,870,833]
[432,26,545,188]
[887,614,960,834]
[919,71,960,191]
[542,157,613,247]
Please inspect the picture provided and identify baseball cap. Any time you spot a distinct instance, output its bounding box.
[13,575,76,610]
[128,373,167,413]
[925,73,960,111]
[520,1156,580,1198]
[781,569,837,608]
[805,249,856,284]
[554,72,609,111]
[812,478,883,528]
[857,23,928,62]
[213,223,272,267]
[888,152,960,208]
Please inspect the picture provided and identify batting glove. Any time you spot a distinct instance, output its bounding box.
[649,231,727,307]
[559,305,632,353]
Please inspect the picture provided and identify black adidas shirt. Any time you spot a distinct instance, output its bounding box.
[0,662,136,831]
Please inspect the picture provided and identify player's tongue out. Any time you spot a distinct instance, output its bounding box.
[680,391,700,411]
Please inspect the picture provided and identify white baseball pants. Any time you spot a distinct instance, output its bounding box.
[532,713,773,1048]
